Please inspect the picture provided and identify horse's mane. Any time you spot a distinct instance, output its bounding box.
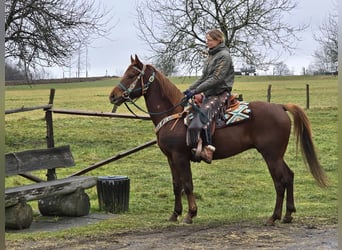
[150,65,184,108]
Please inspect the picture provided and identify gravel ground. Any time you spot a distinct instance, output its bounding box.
[5,214,338,250]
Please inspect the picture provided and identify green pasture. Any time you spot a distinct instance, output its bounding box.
[5,75,337,241]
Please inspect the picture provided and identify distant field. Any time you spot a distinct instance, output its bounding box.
[5,75,337,240]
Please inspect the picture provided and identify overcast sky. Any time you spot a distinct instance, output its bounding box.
[50,0,335,78]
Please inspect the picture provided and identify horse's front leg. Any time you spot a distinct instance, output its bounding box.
[182,181,197,224]
[168,181,182,222]
[167,155,196,224]
[167,155,184,222]
[179,159,197,224]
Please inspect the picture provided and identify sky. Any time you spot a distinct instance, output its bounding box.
[49,0,335,78]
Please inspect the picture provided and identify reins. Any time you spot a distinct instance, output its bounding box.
[124,96,187,117]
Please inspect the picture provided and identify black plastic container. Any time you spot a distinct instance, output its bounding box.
[96,176,130,213]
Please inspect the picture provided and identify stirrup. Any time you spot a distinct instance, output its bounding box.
[194,137,203,157]
[191,138,203,162]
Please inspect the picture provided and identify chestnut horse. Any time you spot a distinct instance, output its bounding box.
[109,55,327,225]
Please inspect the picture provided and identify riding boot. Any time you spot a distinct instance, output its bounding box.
[200,127,215,164]
[200,145,216,164]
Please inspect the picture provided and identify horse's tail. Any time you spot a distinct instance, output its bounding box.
[284,103,328,187]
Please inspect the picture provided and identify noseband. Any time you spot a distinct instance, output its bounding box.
[118,64,155,100]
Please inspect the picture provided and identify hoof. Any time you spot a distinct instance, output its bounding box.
[168,213,178,222]
[182,215,193,224]
[282,215,293,224]
[264,217,275,226]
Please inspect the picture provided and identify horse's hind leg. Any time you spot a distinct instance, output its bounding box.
[282,161,296,223]
[265,158,293,226]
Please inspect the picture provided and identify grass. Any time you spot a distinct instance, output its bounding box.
[4,75,338,241]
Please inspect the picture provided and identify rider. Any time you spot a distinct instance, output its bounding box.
[183,29,235,164]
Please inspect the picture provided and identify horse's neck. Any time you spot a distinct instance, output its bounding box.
[144,79,183,127]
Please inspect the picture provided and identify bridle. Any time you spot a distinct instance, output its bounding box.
[118,64,155,100]
[116,64,187,116]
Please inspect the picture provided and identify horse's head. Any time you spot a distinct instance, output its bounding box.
[109,55,154,106]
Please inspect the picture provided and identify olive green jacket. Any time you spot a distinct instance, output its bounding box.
[189,43,234,96]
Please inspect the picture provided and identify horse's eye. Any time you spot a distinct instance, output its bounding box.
[128,74,137,79]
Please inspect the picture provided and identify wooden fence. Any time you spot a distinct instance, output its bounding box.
[266,84,311,109]
[5,88,156,183]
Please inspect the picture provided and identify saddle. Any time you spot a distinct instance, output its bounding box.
[155,94,251,138]
[183,93,250,162]
[185,93,249,129]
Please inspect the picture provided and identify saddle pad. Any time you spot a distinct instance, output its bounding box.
[224,102,251,125]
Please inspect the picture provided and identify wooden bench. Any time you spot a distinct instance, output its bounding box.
[5,145,98,230]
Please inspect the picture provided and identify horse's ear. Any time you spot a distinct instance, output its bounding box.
[134,55,143,69]
[130,55,134,63]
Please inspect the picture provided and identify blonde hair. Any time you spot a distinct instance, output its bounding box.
[206,29,225,43]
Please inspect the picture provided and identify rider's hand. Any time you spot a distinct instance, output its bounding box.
[183,89,195,100]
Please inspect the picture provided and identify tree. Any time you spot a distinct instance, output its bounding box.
[5,62,26,81]
[154,55,178,76]
[273,62,290,76]
[312,2,338,74]
[136,0,306,73]
[5,0,113,76]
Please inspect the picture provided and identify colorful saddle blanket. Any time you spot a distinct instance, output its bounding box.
[223,101,251,126]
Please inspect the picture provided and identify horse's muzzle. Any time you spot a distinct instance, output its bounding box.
[109,94,122,105]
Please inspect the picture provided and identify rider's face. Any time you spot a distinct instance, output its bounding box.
[206,35,221,49]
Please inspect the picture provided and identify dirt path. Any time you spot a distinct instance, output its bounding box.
[6,222,337,249]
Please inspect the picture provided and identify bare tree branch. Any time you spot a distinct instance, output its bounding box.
[312,0,338,73]
[136,0,306,73]
[5,0,114,73]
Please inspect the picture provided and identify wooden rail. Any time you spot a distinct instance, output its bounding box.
[5,88,155,181]
[51,108,151,120]
[5,104,52,114]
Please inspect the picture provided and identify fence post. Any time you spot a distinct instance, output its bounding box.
[267,84,272,102]
[45,88,56,180]
[306,84,310,110]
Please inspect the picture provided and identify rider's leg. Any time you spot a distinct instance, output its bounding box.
[200,126,215,164]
